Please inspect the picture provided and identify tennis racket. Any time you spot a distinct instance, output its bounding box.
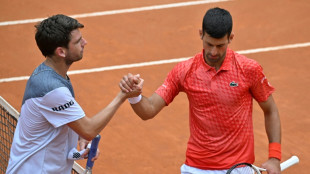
[226,155,299,174]
[83,135,101,174]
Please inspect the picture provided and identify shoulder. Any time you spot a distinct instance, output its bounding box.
[173,52,201,72]
[166,52,201,83]
[232,51,265,84]
[31,66,66,91]
[23,64,69,103]
[234,51,262,72]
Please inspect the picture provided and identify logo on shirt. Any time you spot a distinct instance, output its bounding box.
[51,100,74,111]
[261,76,272,86]
[229,81,238,87]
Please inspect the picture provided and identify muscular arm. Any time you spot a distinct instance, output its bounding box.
[118,73,166,120]
[258,94,281,174]
[67,91,127,141]
[131,93,166,120]
[258,94,281,144]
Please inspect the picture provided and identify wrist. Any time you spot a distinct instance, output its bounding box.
[118,91,128,102]
[128,94,142,104]
[269,142,281,160]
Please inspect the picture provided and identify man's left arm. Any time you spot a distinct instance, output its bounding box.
[258,94,281,174]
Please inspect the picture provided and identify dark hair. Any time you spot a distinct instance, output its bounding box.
[35,14,84,57]
[202,7,233,38]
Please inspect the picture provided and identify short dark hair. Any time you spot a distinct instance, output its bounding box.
[202,7,233,38]
[35,14,84,57]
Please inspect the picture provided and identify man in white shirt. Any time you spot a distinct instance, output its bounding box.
[6,14,143,173]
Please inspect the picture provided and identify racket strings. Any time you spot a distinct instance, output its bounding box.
[227,164,260,174]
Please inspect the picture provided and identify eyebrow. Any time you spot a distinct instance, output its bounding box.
[74,36,82,44]
[206,41,226,47]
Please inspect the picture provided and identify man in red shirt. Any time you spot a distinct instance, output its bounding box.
[120,7,281,174]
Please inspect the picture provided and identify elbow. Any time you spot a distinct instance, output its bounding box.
[139,114,156,121]
[82,136,93,141]
[82,135,94,141]
[140,117,150,121]
[79,131,98,141]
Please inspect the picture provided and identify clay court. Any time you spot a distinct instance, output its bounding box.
[0,0,309,173]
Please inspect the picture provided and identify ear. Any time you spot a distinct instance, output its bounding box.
[228,32,234,43]
[199,29,203,40]
[55,47,66,58]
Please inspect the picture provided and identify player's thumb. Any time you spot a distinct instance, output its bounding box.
[137,78,144,89]
[133,74,141,84]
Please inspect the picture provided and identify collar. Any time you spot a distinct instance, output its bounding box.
[200,48,233,71]
[220,48,233,71]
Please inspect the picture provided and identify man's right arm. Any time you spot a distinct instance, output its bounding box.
[67,91,128,141]
[119,73,166,120]
[130,93,166,120]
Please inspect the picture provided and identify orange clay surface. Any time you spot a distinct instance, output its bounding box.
[0,0,309,173]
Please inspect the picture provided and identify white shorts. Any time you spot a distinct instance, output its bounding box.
[180,164,228,174]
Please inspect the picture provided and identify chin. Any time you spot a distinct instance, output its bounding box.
[207,57,220,63]
[76,56,83,61]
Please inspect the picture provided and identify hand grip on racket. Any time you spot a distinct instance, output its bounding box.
[84,135,101,174]
[226,155,299,174]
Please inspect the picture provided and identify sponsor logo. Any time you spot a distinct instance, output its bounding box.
[261,76,272,86]
[229,81,238,87]
[51,100,74,111]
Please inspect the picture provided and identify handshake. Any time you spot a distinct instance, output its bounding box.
[119,73,144,101]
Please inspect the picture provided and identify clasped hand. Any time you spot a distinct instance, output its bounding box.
[119,73,144,98]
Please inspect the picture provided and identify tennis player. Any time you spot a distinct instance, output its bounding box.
[120,7,282,174]
[6,14,142,173]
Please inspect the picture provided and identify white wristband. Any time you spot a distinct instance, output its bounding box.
[128,94,142,104]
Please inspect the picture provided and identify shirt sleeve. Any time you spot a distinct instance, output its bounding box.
[39,87,85,128]
[249,63,275,102]
[155,63,184,105]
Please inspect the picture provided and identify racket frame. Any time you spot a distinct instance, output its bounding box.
[226,155,299,174]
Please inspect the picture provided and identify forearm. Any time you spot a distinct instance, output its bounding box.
[258,95,282,162]
[91,91,127,133]
[119,74,165,120]
[264,108,281,143]
[130,93,166,120]
[263,118,281,174]
[71,91,127,140]
[259,95,281,143]
[259,95,282,173]
[131,96,155,120]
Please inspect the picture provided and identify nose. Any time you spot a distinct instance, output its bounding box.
[210,47,217,56]
[82,38,87,46]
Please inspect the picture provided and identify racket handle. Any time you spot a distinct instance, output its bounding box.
[86,135,101,169]
[83,168,93,174]
[280,156,299,171]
